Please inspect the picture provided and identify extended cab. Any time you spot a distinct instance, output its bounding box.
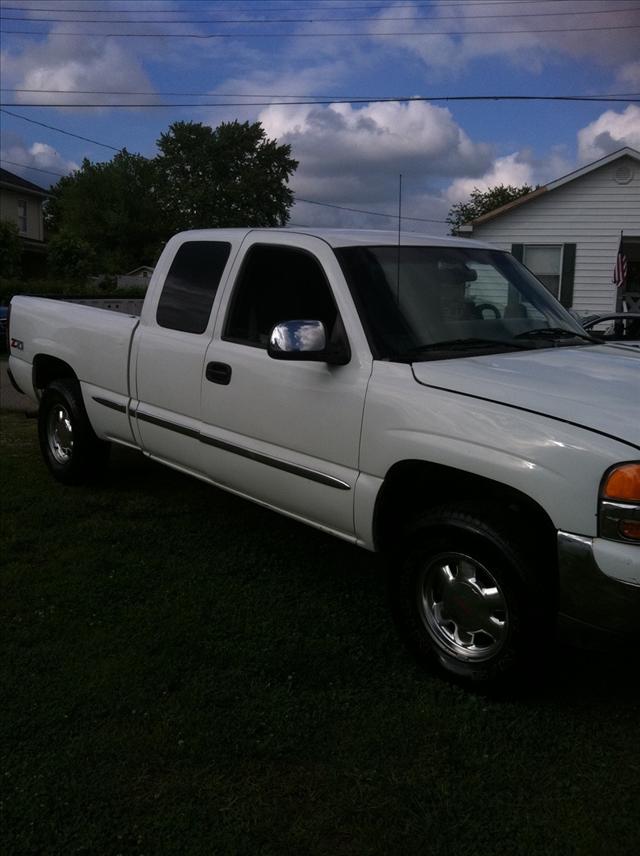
[8,228,640,686]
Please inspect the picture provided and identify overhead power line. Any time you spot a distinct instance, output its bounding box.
[0,88,405,96]
[2,95,638,107]
[3,1,614,11]
[0,157,449,223]
[4,88,638,100]
[3,23,638,37]
[4,7,638,22]
[295,197,447,223]
[0,158,68,178]
[0,108,121,150]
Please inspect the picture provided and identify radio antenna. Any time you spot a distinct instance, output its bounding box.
[396,173,402,305]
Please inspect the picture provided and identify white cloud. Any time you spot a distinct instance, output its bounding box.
[260,99,492,191]
[256,99,493,233]
[200,62,352,128]
[1,132,78,186]
[617,60,640,87]
[577,105,640,162]
[444,153,535,204]
[1,26,160,108]
[442,145,577,207]
[28,142,78,174]
[289,191,451,235]
[1,0,303,104]
[368,1,640,75]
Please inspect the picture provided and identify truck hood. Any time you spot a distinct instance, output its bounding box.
[412,345,640,450]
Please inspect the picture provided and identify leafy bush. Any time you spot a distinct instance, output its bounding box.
[47,232,97,281]
[447,184,536,234]
[0,220,22,279]
[0,277,146,305]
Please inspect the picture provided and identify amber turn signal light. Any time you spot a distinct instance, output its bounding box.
[619,520,640,541]
[602,464,640,502]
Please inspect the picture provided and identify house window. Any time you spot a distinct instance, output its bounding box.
[522,245,562,298]
[17,199,27,234]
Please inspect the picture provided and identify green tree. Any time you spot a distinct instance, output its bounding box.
[47,232,97,282]
[447,184,536,235]
[0,219,22,279]
[155,120,298,232]
[46,120,298,274]
[46,150,164,274]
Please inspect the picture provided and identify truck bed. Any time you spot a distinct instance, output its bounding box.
[8,296,139,405]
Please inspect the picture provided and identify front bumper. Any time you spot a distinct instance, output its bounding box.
[557,531,640,649]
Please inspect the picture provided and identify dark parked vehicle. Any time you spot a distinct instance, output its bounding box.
[580,312,640,349]
[0,307,8,353]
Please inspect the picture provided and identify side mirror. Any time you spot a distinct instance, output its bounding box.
[267,320,350,365]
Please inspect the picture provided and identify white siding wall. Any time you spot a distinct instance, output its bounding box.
[0,189,44,241]
[469,155,640,314]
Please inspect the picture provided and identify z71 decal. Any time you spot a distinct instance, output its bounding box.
[11,338,24,351]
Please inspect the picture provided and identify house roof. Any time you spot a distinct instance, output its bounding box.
[459,147,640,232]
[125,266,155,276]
[0,167,50,198]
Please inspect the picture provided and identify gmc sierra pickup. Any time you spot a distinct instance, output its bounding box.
[8,228,640,686]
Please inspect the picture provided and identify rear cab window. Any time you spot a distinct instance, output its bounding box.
[156,241,231,334]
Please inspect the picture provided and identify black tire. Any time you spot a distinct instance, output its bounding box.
[38,378,110,485]
[389,504,551,689]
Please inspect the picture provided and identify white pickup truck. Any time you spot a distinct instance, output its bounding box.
[8,228,640,686]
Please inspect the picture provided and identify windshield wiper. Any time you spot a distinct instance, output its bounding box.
[408,337,527,355]
[514,327,595,343]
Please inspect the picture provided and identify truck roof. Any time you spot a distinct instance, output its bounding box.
[171,227,496,250]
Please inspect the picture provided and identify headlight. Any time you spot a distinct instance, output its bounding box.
[600,463,640,542]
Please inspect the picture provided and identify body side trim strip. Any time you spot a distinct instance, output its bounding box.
[132,408,351,491]
[199,432,351,490]
[93,396,127,414]
[134,409,200,439]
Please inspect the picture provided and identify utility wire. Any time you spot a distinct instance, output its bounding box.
[0,88,417,96]
[8,94,634,170]
[2,95,638,107]
[5,7,638,22]
[0,108,121,150]
[3,2,610,11]
[295,197,447,223]
[0,158,67,178]
[4,88,638,99]
[3,23,638,37]
[0,157,449,222]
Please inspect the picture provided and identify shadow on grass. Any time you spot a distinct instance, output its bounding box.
[3,413,640,855]
[105,445,638,709]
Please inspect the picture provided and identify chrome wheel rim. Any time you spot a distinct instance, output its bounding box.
[417,552,508,661]
[47,404,74,464]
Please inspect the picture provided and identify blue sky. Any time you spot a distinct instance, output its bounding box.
[1,0,639,234]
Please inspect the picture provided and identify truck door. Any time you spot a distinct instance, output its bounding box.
[131,237,234,472]
[200,235,373,539]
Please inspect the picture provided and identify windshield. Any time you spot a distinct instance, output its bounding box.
[335,245,594,361]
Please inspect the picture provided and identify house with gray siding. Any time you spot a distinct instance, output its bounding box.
[0,168,49,277]
[458,148,640,315]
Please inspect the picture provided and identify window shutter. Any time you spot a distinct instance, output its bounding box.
[559,243,576,308]
[511,243,524,262]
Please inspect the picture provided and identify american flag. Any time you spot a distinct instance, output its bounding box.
[613,237,628,289]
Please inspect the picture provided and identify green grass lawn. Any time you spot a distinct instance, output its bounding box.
[2,410,639,855]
